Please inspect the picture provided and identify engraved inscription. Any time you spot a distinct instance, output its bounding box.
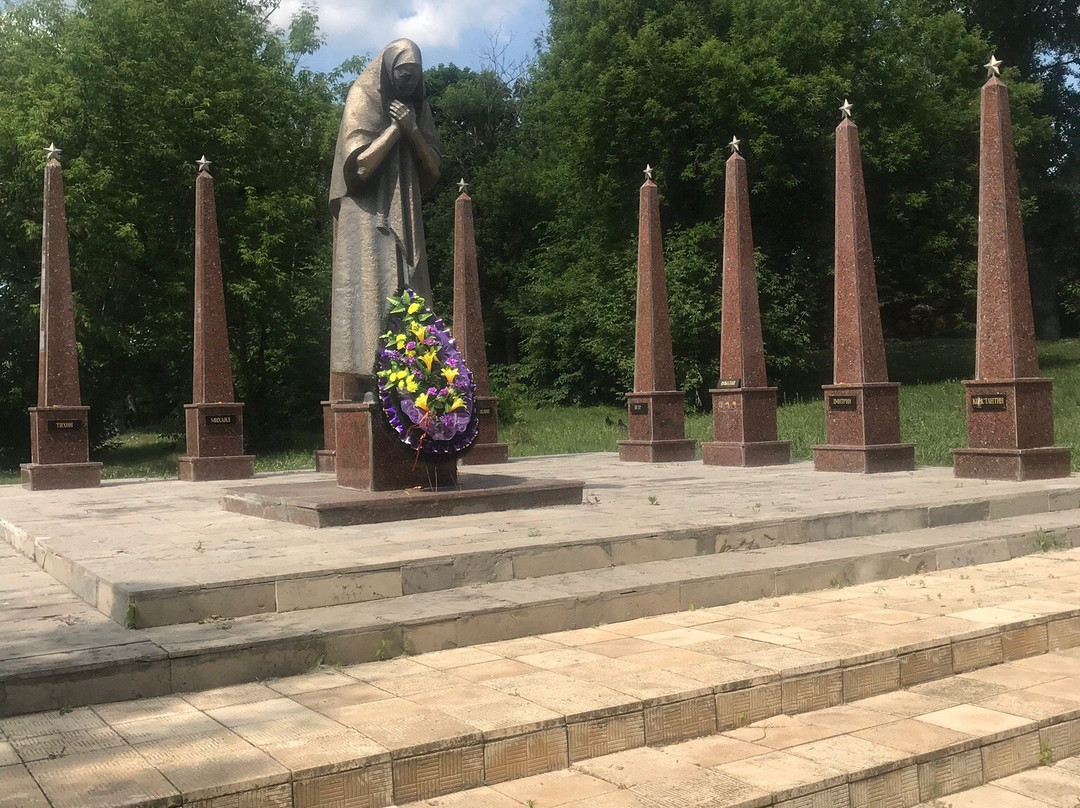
[478,407,492,416]
[630,402,649,415]
[828,395,858,411]
[204,414,235,426]
[47,420,81,431]
[971,394,1007,412]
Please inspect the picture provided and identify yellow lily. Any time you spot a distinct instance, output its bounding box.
[414,392,430,411]
[408,301,421,315]
[448,397,466,412]
[405,377,419,393]
[419,350,439,372]
[410,323,427,342]
[442,367,459,385]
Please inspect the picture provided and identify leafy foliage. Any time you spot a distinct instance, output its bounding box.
[0,0,340,463]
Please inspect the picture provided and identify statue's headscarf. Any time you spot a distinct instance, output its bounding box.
[329,38,440,212]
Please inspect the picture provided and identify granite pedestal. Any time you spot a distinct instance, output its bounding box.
[702,387,789,466]
[954,378,1071,480]
[20,406,101,490]
[618,390,696,462]
[463,396,509,465]
[178,403,254,481]
[333,401,458,491]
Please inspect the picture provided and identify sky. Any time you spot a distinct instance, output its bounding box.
[268,0,550,75]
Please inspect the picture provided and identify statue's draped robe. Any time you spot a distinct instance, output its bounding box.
[329,39,441,376]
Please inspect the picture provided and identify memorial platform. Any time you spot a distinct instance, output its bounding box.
[2,454,1080,723]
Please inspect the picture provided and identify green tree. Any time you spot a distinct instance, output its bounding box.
[510,0,1046,403]
[0,0,341,465]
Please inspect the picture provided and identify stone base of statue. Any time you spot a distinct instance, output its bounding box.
[332,401,458,491]
[618,391,696,463]
[953,378,1071,480]
[702,387,789,467]
[21,406,102,491]
[178,403,255,482]
[462,396,509,465]
[315,399,337,472]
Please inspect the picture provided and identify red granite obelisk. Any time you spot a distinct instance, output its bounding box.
[21,145,102,490]
[953,59,1071,480]
[453,181,509,464]
[702,140,789,466]
[618,166,696,463]
[178,157,255,481]
[813,104,915,473]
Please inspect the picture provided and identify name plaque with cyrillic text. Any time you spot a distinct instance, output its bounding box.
[478,407,492,416]
[630,402,649,415]
[205,415,236,426]
[971,394,1007,412]
[716,378,741,389]
[48,420,82,431]
[828,395,858,411]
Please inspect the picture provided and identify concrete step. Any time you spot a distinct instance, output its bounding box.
[384,654,1080,808]
[4,461,1079,631]
[912,758,1080,807]
[4,511,1080,716]
[124,483,1079,627]
[3,564,1080,808]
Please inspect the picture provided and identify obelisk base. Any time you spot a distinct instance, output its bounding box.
[333,402,458,491]
[22,406,102,490]
[178,402,254,481]
[812,444,915,474]
[618,390,696,463]
[462,396,509,465]
[315,400,337,472]
[178,455,256,482]
[812,383,914,473]
[702,387,789,467]
[953,378,1071,480]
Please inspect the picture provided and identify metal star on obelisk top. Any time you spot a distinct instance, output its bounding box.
[644,164,654,181]
[196,155,211,173]
[728,136,741,154]
[840,99,854,120]
[458,178,469,195]
[44,143,61,162]
[985,55,1003,78]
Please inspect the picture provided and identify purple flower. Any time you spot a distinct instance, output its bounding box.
[413,370,424,380]
[447,357,459,368]
[428,387,438,396]
[439,387,449,397]
[406,341,416,351]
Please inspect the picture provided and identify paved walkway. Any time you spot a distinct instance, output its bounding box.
[2,546,1079,807]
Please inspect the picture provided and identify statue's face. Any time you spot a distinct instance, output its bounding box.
[393,63,422,97]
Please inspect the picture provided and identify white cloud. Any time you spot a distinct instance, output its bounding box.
[269,0,541,62]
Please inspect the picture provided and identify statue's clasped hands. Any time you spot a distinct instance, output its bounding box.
[389,100,418,135]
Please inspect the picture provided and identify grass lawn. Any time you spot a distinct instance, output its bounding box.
[2,338,1079,483]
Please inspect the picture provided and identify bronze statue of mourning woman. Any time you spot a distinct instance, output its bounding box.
[328,39,475,490]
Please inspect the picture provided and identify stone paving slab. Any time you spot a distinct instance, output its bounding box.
[3,549,1080,807]
[3,457,1079,629]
